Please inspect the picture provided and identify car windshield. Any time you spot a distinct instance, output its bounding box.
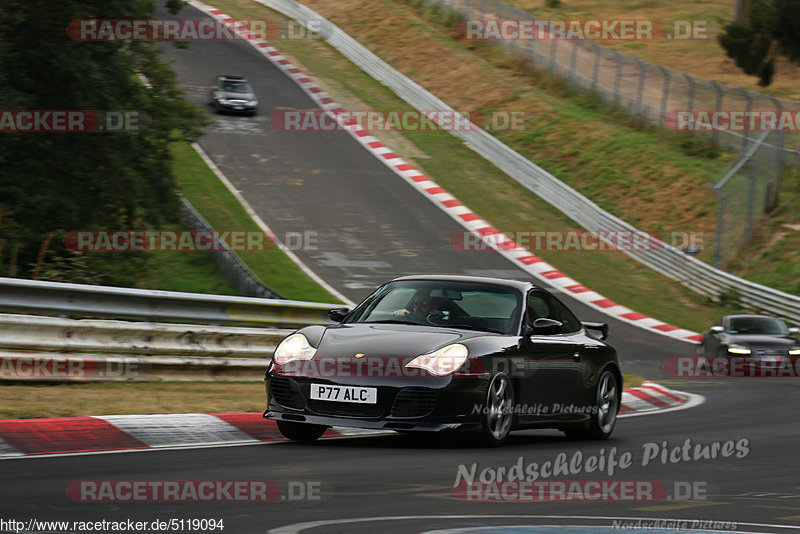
[219,81,252,93]
[345,280,521,334]
[728,316,789,335]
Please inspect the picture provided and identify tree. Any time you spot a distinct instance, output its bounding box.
[718,0,800,86]
[0,0,207,280]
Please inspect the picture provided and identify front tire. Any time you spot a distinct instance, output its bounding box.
[276,421,327,442]
[564,369,619,440]
[478,372,514,446]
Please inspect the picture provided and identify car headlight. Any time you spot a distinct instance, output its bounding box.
[406,343,468,376]
[728,344,751,355]
[789,348,800,356]
[273,333,317,365]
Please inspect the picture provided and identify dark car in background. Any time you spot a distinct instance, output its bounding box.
[209,75,258,115]
[263,275,622,446]
[698,314,800,360]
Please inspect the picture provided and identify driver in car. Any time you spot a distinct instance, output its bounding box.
[393,295,433,322]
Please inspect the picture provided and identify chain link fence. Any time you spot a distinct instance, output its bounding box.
[428,0,799,159]
[711,129,787,267]
[425,0,799,265]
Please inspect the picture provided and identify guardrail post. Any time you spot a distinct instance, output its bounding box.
[658,65,670,125]
[738,88,753,153]
[613,50,623,107]
[527,33,537,68]
[710,80,724,145]
[767,95,786,210]
[710,184,725,268]
[634,57,646,120]
[569,37,579,85]
[549,33,559,74]
[591,42,600,92]
[684,73,695,114]
[746,156,757,244]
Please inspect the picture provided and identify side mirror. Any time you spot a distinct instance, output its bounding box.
[710,325,724,334]
[582,321,609,340]
[789,327,799,334]
[532,317,563,335]
[328,307,351,323]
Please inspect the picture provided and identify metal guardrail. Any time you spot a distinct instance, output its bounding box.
[0,277,337,327]
[179,196,284,299]
[252,0,800,325]
[0,313,290,358]
[0,349,268,382]
[0,278,336,382]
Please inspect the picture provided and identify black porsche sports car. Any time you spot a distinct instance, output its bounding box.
[698,314,800,359]
[264,275,623,446]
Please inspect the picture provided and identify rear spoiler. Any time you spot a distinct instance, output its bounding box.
[582,321,609,340]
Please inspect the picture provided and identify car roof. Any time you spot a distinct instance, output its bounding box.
[218,75,247,81]
[389,274,535,292]
[723,314,782,321]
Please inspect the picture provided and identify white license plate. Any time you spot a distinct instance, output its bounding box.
[310,384,377,404]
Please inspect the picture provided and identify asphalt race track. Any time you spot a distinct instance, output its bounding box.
[2,3,799,533]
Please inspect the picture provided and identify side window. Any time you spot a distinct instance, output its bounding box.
[548,295,582,333]
[527,294,550,323]
[526,291,582,334]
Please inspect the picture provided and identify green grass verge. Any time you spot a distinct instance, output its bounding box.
[0,374,645,418]
[131,238,242,295]
[171,140,340,303]
[0,381,264,419]
[623,373,644,389]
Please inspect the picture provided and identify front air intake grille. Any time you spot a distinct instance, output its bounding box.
[753,348,787,357]
[308,399,385,418]
[269,377,304,410]
[391,388,436,418]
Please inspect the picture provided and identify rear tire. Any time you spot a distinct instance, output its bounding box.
[478,372,514,446]
[564,369,619,440]
[276,421,327,442]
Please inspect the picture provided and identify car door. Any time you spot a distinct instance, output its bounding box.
[515,290,585,423]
